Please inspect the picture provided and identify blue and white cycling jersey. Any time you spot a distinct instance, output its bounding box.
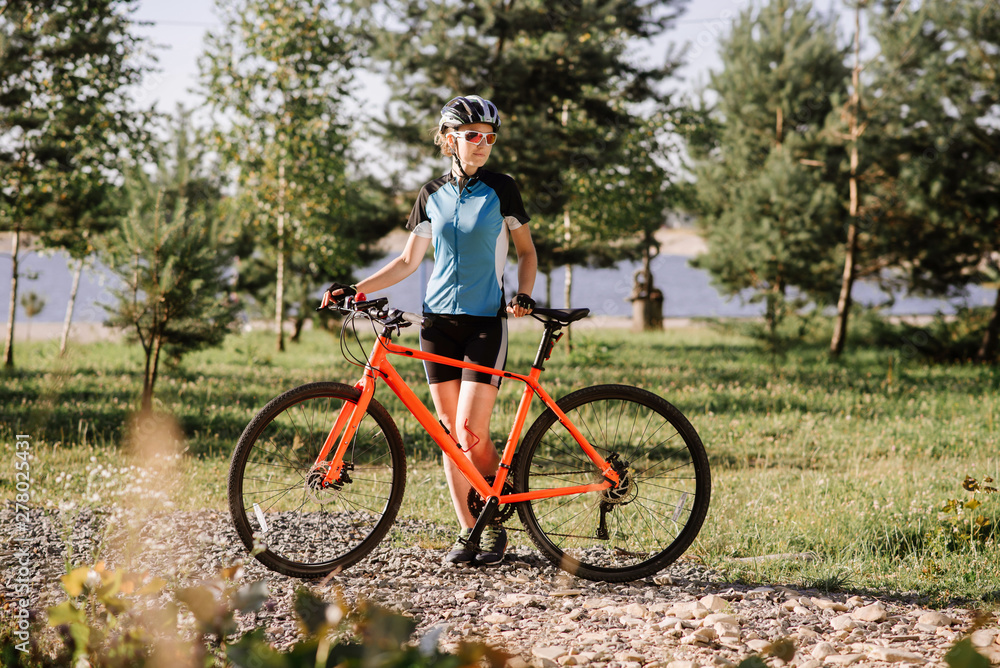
[406,170,530,317]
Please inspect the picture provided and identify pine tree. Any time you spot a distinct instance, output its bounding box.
[0,0,153,367]
[101,113,240,412]
[686,0,850,341]
[866,0,1000,361]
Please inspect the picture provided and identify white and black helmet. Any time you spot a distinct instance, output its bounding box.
[439,95,501,132]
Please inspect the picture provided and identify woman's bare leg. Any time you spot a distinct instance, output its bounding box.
[429,379,501,529]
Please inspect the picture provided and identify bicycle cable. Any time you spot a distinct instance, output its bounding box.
[339,311,371,369]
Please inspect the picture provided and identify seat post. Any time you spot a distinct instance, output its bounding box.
[532,324,563,371]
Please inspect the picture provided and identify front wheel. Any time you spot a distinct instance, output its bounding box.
[228,382,406,578]
[515,384,710,582]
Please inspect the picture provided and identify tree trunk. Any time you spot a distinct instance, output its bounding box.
[3,229,20,368]
[765,281,787,348]
[830,4,863,359]
[291,286,307,343]
[560,101,573,349]
[60,256,85,357]
[275,160,287,352]
[141,338,154,412]
[977,285,1000,363]
[831,220,858,357]
[563,209,574,350]
[142,333,163,413]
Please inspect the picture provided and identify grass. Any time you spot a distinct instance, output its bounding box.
[4,317,1000,606]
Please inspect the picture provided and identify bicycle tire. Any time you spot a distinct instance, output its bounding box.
[515,384,710,582]
[228,382,405,578]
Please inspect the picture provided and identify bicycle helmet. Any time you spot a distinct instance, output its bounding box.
[440,95,501,132]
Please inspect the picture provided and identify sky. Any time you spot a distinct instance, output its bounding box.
[129,0,774,118]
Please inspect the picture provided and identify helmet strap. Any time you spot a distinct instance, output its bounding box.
[450,147,480,191]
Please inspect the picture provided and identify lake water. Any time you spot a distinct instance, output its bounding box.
[1,249,995,324]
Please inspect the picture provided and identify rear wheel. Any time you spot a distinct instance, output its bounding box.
[515,384,710,582]
[228,382,405,578]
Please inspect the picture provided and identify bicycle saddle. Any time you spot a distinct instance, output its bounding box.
[530,307,591,325]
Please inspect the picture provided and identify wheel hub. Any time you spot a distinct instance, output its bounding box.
[305,461,352,503]
[600,453,636,506]
[596,453,636,540]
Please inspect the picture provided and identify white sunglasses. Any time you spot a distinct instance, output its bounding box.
[449,130,498,146]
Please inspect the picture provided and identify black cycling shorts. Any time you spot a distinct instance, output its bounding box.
[419,314,508,388]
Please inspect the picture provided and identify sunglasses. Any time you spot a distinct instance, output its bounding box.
[450,131,497,146]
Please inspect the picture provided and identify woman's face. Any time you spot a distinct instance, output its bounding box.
[449,122,494,172]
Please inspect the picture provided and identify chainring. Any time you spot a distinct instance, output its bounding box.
[467,474,517,524]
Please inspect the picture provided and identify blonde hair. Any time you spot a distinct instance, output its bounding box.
[434,128,456,157]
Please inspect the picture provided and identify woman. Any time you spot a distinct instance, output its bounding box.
[326,95,537,566]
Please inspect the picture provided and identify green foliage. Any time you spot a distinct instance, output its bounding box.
[946,638,991,668]
[819,0,1000,358]
[0,0,155,367]
[100,110,241,410]
[685,0,849,340]
[933,476,998,554]
[199,0,397,349]
[2,562,507,668]
[860,308,999,363]
[19,292,45,319]
[865,0,1000,305]
[41,562,165,667]
[0,0,153,241]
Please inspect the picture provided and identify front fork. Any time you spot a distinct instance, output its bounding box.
[312,372,378,489]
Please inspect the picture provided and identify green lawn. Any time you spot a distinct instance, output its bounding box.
[4,319,999,605]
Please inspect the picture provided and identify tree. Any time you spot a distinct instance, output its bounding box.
[685,0,850,340]
[865,0,1000,361]
[828,1,865,357]
[0,0,153,367]
[567,113,685,329]
[199,0,394,352]
[101,114,240,412]
[816,0,1000,359]
[360,0,686,306]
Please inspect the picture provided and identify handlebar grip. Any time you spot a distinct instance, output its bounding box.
[402,312,432,329]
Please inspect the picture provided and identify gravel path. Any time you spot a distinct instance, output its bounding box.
[3,505,998,667]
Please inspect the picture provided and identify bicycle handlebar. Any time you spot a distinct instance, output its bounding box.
[316,293,432,331]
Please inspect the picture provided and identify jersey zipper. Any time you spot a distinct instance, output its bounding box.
[452,180,463,313]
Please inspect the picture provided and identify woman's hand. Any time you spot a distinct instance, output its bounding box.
[322,282,357,308]
[506,293,535,318]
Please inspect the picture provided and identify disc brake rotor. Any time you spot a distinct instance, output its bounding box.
[304,461,352,504]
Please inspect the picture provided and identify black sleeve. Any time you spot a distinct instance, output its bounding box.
[501,176,530,225]
[405,185,430,232]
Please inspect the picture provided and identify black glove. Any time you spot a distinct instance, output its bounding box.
[326,282,357,303]
[509,293,535,310]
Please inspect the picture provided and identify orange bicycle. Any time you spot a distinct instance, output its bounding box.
[228,295,710,582]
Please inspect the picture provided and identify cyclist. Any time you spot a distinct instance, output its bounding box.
[325,95,537,566]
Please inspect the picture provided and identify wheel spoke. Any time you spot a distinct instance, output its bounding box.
[230,384,404,578]
[519,386,710,582]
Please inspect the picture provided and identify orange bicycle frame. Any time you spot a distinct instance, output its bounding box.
[313,329,620,505]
